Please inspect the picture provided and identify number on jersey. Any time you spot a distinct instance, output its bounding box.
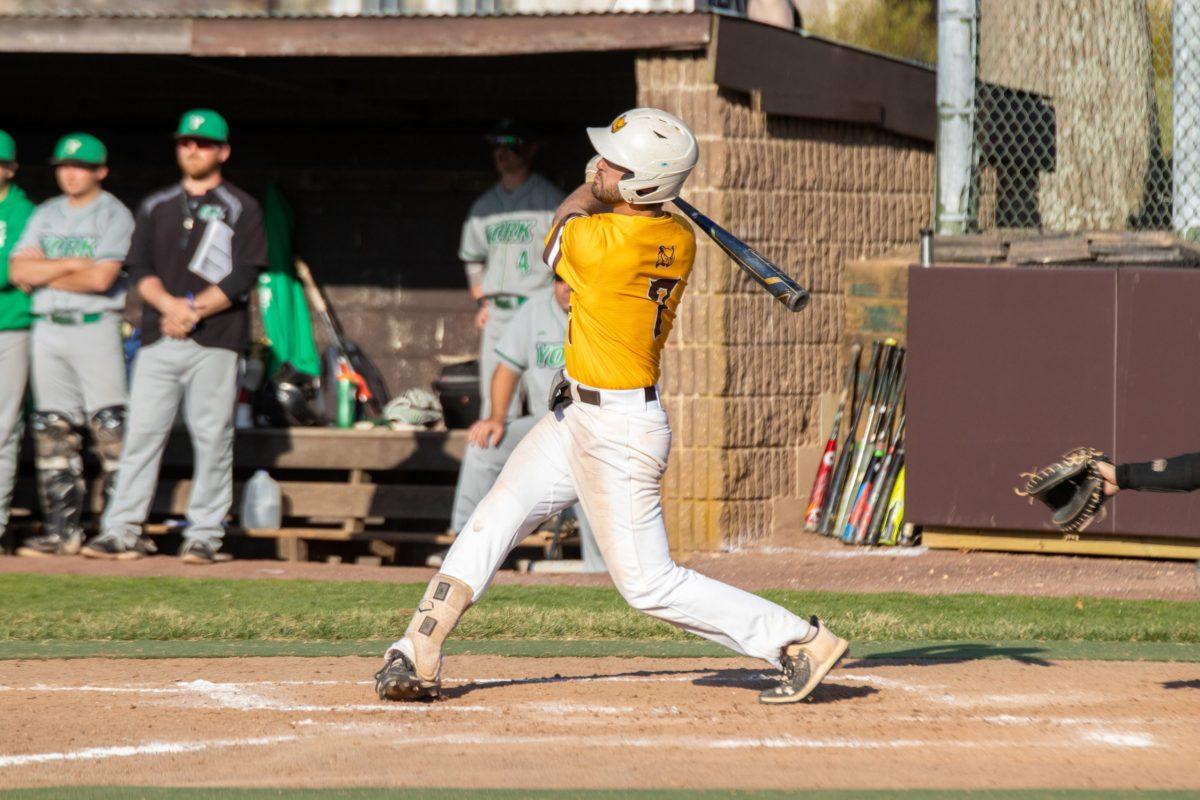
[647,277,681,340]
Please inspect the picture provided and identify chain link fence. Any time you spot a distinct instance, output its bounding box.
[938,0,1200,238]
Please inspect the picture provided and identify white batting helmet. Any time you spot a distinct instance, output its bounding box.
[586,108,699,204]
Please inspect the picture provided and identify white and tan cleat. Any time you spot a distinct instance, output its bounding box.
[759,616,849,705]
[374,649,441,701]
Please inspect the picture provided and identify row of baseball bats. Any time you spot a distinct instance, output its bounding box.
[803,339,917,546]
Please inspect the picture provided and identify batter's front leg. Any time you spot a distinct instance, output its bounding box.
[376,410,578,701]
[566,403,849,703]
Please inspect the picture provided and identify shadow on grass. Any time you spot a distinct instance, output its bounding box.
[857,642,1053,667]
[1162,678,1200,690]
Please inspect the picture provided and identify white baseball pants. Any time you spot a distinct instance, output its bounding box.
[400,376,812,667]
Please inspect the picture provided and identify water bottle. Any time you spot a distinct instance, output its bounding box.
[241,469,282,530]
[336,365,357,429]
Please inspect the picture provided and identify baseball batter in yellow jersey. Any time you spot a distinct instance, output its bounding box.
[376,109,848,706]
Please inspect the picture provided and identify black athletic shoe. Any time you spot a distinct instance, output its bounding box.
[16,532,82,558]
[375,649,441,701]
[82,533,157,561]
[179,539,217,565]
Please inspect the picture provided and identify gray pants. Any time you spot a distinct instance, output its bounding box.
[0,330,30,536]
[479,306,522,421]
[451,413,604,571]
[103,338,238,545]
[31,314,127,423]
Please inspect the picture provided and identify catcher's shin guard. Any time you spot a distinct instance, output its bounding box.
[87,405,126,506]
[377,573,473,701]
[30,411,85,548]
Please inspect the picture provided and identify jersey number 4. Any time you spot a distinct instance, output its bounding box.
[647,277,681,340]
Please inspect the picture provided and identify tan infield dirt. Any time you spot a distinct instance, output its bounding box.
[2,533,1197,600]
[1,655,1198,791]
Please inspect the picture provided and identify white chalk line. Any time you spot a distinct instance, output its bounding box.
[2,675,1175,752]
[0,734,297,769]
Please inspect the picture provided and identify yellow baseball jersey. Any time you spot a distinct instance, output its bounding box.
[545,212,695,390]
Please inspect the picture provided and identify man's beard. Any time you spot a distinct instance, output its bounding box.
[182,159,219,181]
[591,180,622,204]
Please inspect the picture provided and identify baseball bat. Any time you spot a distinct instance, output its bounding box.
[818,342,883,536]
[866,434,905,545]
[878,463,906,546]
[844,404,902,545]
[833,343,901,540]
[294,258,384,418]
[853,357,906,544]
[863,413,906,545]
[673,197,810,312]
[803,344,861,531]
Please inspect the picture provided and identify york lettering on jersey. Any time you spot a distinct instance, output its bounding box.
[485,219,535,245]
[40,235,97,259]
[535,340,565,369]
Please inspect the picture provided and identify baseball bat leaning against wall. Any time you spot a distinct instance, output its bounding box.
[819,341,883,536]
[672,197,811,312]
[804,344,862,530]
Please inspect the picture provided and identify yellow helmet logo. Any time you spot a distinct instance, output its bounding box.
[611,116,627,134]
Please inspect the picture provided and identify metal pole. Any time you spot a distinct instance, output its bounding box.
[1175,0,1200,241]
[934,0,978,235]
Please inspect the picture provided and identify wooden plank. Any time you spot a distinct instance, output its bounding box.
[191,15,710,58]
[0,18,191,54]
[145,480,454,519]
[933,234,1009,262]
[1006,235,1095,264]
[923,529,1200,561]
[1086,230,1179,253]
[160,428,467,472]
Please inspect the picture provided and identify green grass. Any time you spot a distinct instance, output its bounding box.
[3,638,1200,662]
[0,792,1196,800]
[1,573,1198,644]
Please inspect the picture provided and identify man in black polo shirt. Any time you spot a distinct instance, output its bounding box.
[83,109,267,564]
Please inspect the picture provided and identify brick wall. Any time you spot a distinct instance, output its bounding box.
[636,53,933,552]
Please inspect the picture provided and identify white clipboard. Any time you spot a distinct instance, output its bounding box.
[187,219,234,284]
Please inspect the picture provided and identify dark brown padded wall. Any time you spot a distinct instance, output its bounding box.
[907,265,1117,534]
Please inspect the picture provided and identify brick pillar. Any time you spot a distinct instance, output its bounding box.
[637,53,933,552]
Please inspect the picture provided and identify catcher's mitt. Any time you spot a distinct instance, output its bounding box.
[1016,447,1110,532]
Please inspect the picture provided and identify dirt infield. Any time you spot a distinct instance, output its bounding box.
[2,656,1198,791]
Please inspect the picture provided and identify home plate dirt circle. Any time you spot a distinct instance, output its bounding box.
[2,656,1198,790]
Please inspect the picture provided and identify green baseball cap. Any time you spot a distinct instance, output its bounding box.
[0,130,15,163]
[52,133,107,166]
[174,109,229,143]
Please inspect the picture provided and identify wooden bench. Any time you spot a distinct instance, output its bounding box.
[9,427,567,561]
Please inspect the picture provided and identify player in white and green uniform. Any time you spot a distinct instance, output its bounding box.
[459,119,564,421]
[8,133,133,557]
[453,277,603,570]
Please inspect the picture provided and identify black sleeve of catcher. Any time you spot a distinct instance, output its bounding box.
[1116,452,1200,492]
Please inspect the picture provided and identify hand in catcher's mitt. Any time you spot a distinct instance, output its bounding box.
[1015,447,1110,532]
